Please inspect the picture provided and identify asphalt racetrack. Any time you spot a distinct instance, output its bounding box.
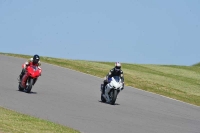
[0,55,200,133]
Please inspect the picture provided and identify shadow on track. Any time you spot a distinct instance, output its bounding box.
[98,100,120,106]
[17,90,37,94]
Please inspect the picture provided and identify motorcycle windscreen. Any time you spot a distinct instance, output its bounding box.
[112,76,121,82]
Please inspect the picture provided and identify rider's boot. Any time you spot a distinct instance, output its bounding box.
[102,81,107,94]
[104,86,111,103]
[105,93,110,103]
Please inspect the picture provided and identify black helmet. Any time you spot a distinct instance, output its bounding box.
[33,54,40,64]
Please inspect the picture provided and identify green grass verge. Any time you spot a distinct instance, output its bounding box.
[193,62,200,67]
[0,107,80,133]
[0,53,200,131]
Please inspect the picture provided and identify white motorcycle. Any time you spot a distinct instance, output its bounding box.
[101,76,123,105]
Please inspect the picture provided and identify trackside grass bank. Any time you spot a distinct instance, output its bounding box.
[0,107,80,133]
[0,52,200,133]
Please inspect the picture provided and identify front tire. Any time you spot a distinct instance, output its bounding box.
[25,78,33,93]
[110,89,118,105]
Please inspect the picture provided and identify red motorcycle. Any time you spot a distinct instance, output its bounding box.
[18,65,42,93]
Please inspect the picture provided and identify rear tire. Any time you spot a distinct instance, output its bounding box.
[110,89,118,105]
[25,78,33,93]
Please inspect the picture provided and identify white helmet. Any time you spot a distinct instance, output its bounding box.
[114,62,121,72]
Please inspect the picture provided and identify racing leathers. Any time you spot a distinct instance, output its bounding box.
[18,58,41,82]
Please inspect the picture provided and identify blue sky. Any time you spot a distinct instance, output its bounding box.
[0,0,199,66]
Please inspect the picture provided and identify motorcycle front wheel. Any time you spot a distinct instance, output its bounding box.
[110,89,118,105]
[24,78,34,93]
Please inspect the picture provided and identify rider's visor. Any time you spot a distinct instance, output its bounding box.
[115,66,121,71]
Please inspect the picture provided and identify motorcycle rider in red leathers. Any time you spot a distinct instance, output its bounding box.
[18,54,41,83]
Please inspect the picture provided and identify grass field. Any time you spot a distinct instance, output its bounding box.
[0,52,200,132]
